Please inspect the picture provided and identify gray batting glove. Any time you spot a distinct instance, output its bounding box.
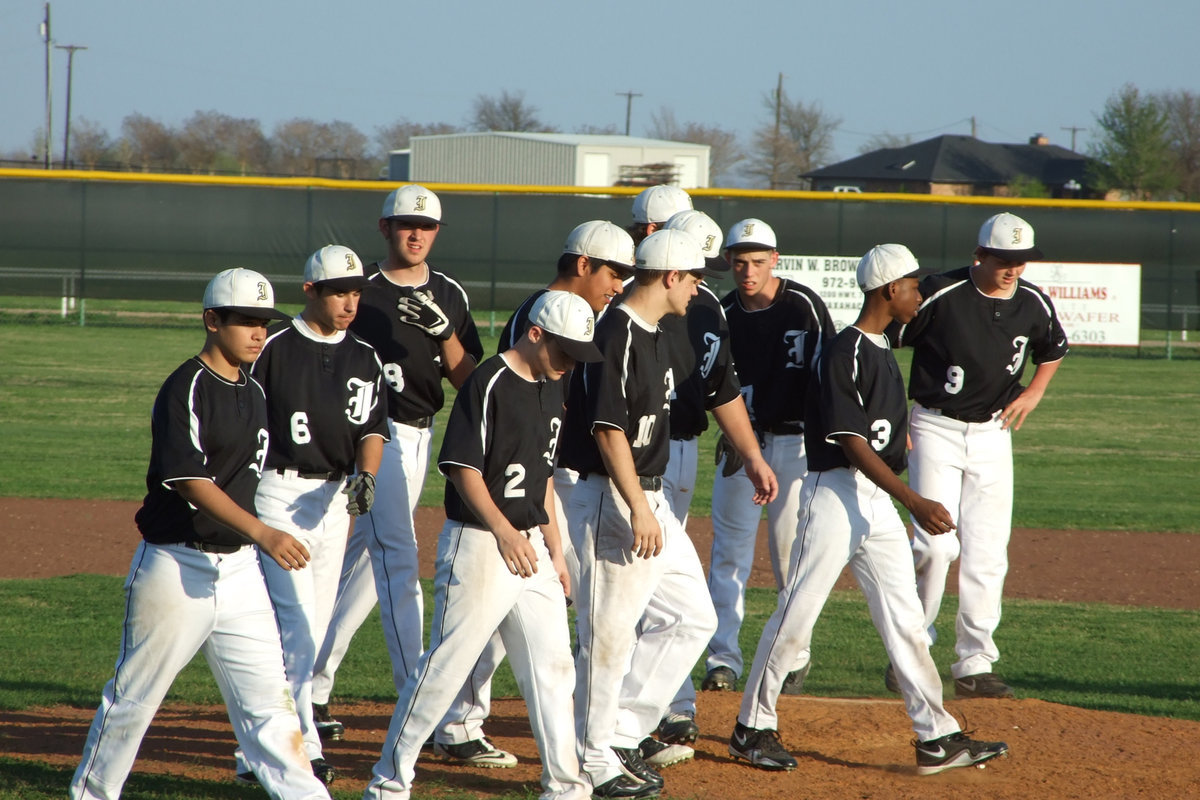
[343,471,376,516]
[396,289,451,340]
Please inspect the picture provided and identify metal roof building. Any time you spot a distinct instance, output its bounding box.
[397,132,710,188]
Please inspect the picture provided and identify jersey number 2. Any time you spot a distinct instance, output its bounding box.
[503,464,526,498]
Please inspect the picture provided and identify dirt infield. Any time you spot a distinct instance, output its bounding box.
[3,497,1199,798]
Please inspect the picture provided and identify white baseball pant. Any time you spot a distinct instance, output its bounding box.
[739,468,960,742]
[708,431,807,676]
[907,404,1014,678]
[363,522,587,800]
[567,475,717,787]
[71,542,329,800]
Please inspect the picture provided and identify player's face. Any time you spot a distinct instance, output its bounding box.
[532,332,576,380]
[887,277,923,323]
[207,311,271,365]
[380,218,439,268]
[974,253,1026,294]
[730,248,779,302]
[667,270,703,316]
[580,262,629,311]
[306,286,362,335]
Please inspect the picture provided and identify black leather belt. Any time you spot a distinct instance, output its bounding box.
[184,540,242,554]
[276,467,346,482]
[760,422,804,436]
[581,473,663,491]
[393,415,434,428]
[923,406,996,424]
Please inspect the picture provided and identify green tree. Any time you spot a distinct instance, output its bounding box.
[1088,84,1177,199]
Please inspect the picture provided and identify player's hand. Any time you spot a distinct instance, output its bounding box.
[259,528,311,570]
[714,433,745,477]
[343,471,376,516]
[630,506,663,559]
[1000,386,1045,431]
[396,289,452,340]
[910,496,956,537]
[550,549,571,598]
[743,456,779,505]
[494,527,538,578]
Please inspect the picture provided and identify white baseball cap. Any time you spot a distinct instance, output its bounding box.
[856,243,923,293]
[631,184,693,224]
[563,220,636,271]
[381,184,443,225]
[203,268,288,320]
[529,290,603,362]
[725,218,778,251]
[664,209,730,277]
[977,212,1044,261]
[635,229,708,274]
[304,245,371,290]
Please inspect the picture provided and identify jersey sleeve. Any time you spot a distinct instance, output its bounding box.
[359,349,392,444]
[583,322,634,435]
[696,295,743,410]
[437,366,490,476]
[819,337,870,445]
[1027,286,1070,364]
[152,370,216,487]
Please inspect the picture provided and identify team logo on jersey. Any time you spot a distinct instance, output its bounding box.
[250,428,269,477]
[1006,336,1029,375]
[256,282,268,301]
[345,377,379,425]
[700,332,721,379]
[783,330,808,369]
[414,195,427,211]
[543,417,562,466]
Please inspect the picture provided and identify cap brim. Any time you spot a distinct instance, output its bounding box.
[314,276,373,291]
[384,214,444,226]
[725,241,776,252]
[698,255,731,279]
[548,332,604,363]
[213,305,290,321]
[980,246,1044,262]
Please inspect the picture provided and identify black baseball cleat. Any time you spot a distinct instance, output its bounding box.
[954,672,1015,699]
[884,662,901,693]
[655,711,700,745]
[312,702,345,741]
[779,663,810,695]
[433,737,518,767]
[701,665,737,691]
[612,745,664,788]
[728,721,797,771]
[638,736,694,769]
[915,731,1009,775]
[591,774,661,799]
[309,758,336,786]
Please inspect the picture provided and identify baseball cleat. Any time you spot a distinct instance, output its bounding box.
[884,663,901,694]
[655,711,699,745]
[433,737,517,768]
[234,769,258,786]
[954,672,1015,699]
[591,774,661,799]
[701,665,737,691]
[728,721,797,771]
[915,731,1009,775]
[312,702,345,741]
[309,758,337,786]
[779,663,811,695]
[612,744,664,788]
[638,736,694,769]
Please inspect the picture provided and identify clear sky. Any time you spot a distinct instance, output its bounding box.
[2,0,1198,170]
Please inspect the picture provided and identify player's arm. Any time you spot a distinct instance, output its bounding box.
[711,395,778,505]
[834,435,955,536]
[445,465,539,578]
[594,425,662,559]
[356,433,384,477]
[174,479,311,570]
[1001,359,1061,431]
[440,330,477,389]
[538,476,570,597]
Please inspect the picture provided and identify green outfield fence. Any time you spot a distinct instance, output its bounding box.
[2,168,1199,349]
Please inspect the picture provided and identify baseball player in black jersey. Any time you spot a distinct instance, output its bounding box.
[560,229,721,799]
[705,218,835,697]
[888,212,1068,699]
[730,245,1009,777]
[230,246,387,786]
[72,269,331,800]
[310,186,506,765]
[364,291,600,800]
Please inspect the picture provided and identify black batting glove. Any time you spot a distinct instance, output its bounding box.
[715,433,745,478]
[343,471,376,516]
[396,289,452,340]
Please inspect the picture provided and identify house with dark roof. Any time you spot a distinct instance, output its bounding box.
[803,134,1102,198]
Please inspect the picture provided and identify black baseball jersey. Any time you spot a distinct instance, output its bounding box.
[895,266,1069,421]
[497,288,549,354]
[661,283,741,440]
[251,319,390,474]
[437,354,565,530]
[350,262,483,421]
[559,304,672,478]
[722,278,835,430]
[135,357,269,547]
[806,328,910,475]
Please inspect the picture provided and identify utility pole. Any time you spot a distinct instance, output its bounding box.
[1061,125,1084,152]
[771,72,784,190]
[41,3,52,169]
[57,44,86,167]
[616,90,642,136]
[970,115,977,138]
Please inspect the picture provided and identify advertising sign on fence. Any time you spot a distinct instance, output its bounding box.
[777,256,1142,347]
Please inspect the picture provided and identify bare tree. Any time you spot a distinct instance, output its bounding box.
[118,113,179,171]
[178,110,269,174]
[745,81,840,189]
[469,90,556,132]
[68,117,113,168]
[271,118,371,177]
[857,132,913,155]
[646,107,744,187]
[374,119,461,157]
[1158,89,1200,200]
[574,123,621,135]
